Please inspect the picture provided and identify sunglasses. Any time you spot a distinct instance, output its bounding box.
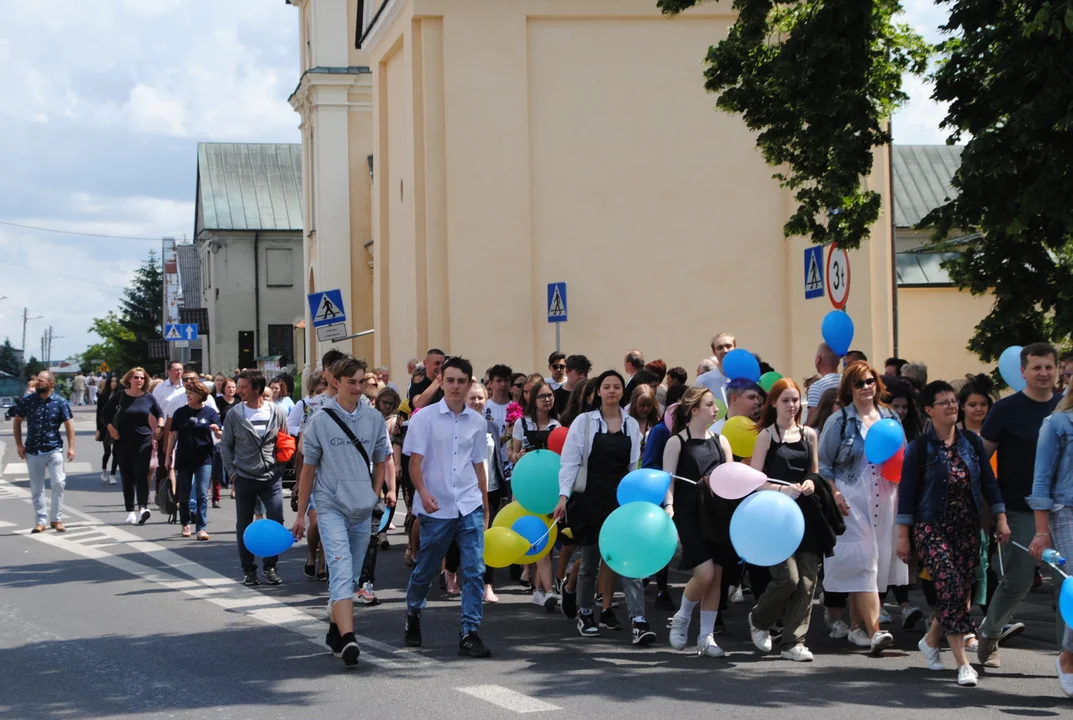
[513,383,525,389]
[853,377,876,389]
[551,364,566,371]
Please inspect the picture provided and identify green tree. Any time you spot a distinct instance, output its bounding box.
[924,0,1073,363]
[84,252,163,372]
[23,355,45,379]
[658,0,928,249]
[0,338,21,376]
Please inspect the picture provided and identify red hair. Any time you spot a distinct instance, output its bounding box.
[755,378,804,432]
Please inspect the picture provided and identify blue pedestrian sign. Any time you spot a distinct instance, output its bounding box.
[547,282,568,323]
[804,246,824,299]
[164,323,199,342]
[308,289,347,328]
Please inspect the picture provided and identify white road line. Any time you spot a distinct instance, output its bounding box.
[457,685,561,714]
[0,461,93,476]
[0,520,16,528]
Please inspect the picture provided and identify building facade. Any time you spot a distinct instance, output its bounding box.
[193,143,306,374]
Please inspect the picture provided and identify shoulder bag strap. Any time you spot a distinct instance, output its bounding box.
[580,412,592,470]
[323,408,372,470]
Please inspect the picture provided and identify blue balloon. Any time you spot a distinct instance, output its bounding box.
[377,510,391,535]
[599,502,679,579]
[722,349,761,383]
[242,519,295,558]
[512,515,551,556]
[864,418,904,464]
[511,450,562,515]
[617,468,672,507]
[1060,577,1073,629]
[729,490,804,566]
[998,345,1026,392]
[821,310,855,358]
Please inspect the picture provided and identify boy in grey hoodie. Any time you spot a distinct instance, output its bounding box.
[292,356,389,668]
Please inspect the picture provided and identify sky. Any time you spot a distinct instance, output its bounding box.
[0,0,952,364]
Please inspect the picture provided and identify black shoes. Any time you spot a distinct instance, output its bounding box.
[242,569,260,586]
[561,588,578,619]
[263,567,283,585]
[304,563,316,579]
[458,632,492,658]
[404,614,423,647]
[339,632,361,667]
[577,611,600,637]
[326,622,342,652]
[655,590,677,612]
[600,609,624,631]
[632,620,657,646]
[713,616,727,636]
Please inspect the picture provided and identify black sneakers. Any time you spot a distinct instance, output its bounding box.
[242,569,260,586]
[600,608,624,631]
[404,614,422,647]
[577,611,600,637]
[326,622,342,652]
[458,632,492,658]
[632,620,657,646]
[263,567,283,585]
[339,632,361,667]
[655,590,677,612]
[561,588,578,619]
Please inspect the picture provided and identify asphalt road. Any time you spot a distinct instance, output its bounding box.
[0,405,1069,719]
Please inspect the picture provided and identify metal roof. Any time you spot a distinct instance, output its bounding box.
[176,244,201,308]
[195,143,303,235]
[892,145,963,228]
[896,252,958,286]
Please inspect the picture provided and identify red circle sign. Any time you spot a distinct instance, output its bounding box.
[826,244,851,310]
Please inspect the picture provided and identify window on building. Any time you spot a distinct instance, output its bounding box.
[202,252,211,290]
[267,324,294,361]
[265,248,293,287]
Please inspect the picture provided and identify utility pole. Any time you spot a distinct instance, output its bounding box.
[22,307,42,377]
[44,326,63,366]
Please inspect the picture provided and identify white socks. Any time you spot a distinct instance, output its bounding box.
[699,610,718,638]
[676,597,699,622]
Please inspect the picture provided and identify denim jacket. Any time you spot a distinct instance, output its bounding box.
[896,427,1005,526]
[1028,410,1073,512]
[817,403,900,486]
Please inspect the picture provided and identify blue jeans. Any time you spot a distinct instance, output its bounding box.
[1050,507,1073,653]
[318,507,373,603]
[177,462,211,531]
[406,508,485,635]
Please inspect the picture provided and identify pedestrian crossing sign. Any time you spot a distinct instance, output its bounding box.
[547,282,568,323]
[307,289,347,328]
[804,246,824,299]
[165,325,180,340]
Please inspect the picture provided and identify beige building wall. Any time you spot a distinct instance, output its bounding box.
[898,287,992,382]
[359,0,895,385]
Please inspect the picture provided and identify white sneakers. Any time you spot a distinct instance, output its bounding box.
[1057,657,1073,697]
[918,637,945,671]
[669,613,690,650]
[697,633,725,657]
[781,645,814,662]
[101,471,109,485]
[825,610,850,639]
[870,631,895,654]
[138,507,151,525]
[531,589,547,607]
[957,664,978,687]
[728,585,746,604]
[124,511,137,525]
[878,610,893,625]
[748,612,772,653]
[846,627,872,647]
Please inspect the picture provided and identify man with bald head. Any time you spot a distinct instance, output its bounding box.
[806,343,842,426]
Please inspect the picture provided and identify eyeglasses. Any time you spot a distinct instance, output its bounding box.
[853,377,876,389]
[182,376,198,383]
[931,399,958,408]
[536,393,555,401]
[551,364,566,371]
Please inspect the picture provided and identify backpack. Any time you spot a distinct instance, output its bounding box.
[155,474,178,524]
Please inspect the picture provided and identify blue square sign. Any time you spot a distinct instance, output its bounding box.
[308,289,346,328]
[804,246,824,299]
[547,282,567,323]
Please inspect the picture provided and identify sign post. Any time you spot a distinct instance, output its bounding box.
[546,282,568,353]
[826,244,851,310]
[307,289,348,343]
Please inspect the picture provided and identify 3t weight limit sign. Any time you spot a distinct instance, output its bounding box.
[826,244,850,310]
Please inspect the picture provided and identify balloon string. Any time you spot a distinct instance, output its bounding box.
[670,474,792,488]
[1007,541,1070,579]
[529,527,553,551]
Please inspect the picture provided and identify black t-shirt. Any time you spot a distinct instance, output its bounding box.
[981,391,1061,512]
[172,405,221,469]
[109,392,163,446]
[214,395,240,421]
[407,377,443,406]
[554,385,572,417]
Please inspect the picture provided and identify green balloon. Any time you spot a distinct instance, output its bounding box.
[598,502,679,579]
[758,371,783,393]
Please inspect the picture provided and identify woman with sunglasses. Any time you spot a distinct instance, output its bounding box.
[817,361,906,654]
[510,379,562,610]
[509,373,528,405]
[105,367,164,525]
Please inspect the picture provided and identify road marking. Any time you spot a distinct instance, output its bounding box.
[1,462,93,476]
[457,685,561,713]
[0,520,15,528]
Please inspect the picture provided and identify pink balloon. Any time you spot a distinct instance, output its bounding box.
[709,462,769,500]
[664,403,680,431]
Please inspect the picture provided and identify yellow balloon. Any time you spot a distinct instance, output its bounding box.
[484,527,530,568]
[492,501,530,531]
[721,416,758,458]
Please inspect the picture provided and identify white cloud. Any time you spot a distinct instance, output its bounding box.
[892,0,956,145]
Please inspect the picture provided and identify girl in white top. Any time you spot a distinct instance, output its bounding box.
[510,379,562,611]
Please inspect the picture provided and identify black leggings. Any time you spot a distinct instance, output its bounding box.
[101,438,119,474]
[116,440,153,512]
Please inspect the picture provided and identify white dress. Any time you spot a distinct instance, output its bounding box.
[823,426,908,593]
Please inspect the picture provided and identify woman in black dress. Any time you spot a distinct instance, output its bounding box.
[748,378,825,662]
[95,375,120,485]
[554,370,654,645]
[663,386,732,657]
[105,367,164,525]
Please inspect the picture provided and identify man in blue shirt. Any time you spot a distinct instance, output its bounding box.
[13,371,75,533]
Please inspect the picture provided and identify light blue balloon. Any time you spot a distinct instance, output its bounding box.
[821,310,855,358]
[722,349,761,383]
[242,519,295,557]
[864,418,904,464]
[512,515,551,556]
[616,468,672,507]
[1060,577,1073,629]
[599,502,679,579]
[511,450,562,515]
[729,490,804,566]
[377,510,391,535]
[998,345,1026,392]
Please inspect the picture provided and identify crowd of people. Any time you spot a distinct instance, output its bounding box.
[9,339,1073,692]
